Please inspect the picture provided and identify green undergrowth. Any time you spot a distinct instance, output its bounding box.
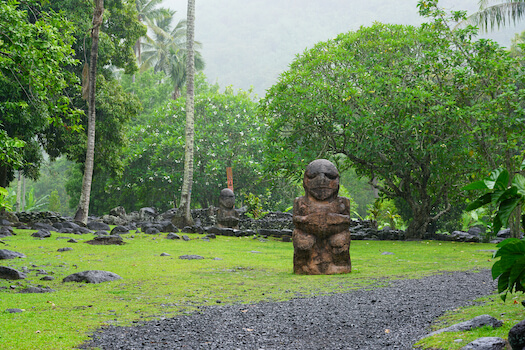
[0,228,496,349]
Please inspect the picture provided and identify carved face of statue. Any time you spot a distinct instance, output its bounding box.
[219,188,235,209]
[303,159,339,202]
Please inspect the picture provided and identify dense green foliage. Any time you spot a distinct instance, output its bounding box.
[0,0,83,187]
[90,79,286,214]
[260,3,525,238]
[42,0,145,172]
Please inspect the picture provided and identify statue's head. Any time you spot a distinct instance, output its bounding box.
[219,188,235,209]
[303,159,339,202]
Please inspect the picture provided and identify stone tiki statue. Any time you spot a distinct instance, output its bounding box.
[292,159,352,275]
[216,188,240,229]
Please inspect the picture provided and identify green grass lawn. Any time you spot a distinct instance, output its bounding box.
[0,228,514,349]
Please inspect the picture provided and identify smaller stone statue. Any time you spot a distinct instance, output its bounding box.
[216,188,240,229]
[292,159,352,275]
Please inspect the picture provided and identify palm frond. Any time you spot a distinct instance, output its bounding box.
[470,1,525,31]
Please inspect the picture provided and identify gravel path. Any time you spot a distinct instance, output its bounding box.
[79,270,496,350]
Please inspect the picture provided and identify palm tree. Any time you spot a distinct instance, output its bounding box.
[140,10,204,99]
[75,0,104,224]
[179,0,196,226]
[134,0,167,64]
[471,0,525,31]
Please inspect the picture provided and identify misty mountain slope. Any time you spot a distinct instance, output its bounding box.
[165,0,525,95]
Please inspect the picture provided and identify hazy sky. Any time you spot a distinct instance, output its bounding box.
[162,0,525,95]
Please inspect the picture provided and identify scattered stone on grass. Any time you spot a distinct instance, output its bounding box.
[460,337,507,350]
[40,276,55,281]
[0,249,26,259]
[18,286,56,293]
[6,308,24,313]
[160,252,170,256]
[0,266,27,280]
[68,238,78,243]
[31,229,51,238]
[166,233,181,240]
[110,226,130,235]
[143,226,160,234]
[179,255,204,260]
[425,315,503,337]
[63,270,122,284]
[87,221,111,231]
[182,235,190,241]
[0,226,13,237]
[57,247,73,252]
[85,235,125,245]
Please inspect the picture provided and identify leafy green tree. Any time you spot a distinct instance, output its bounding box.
[0,0,83,188]
[422,1,525,237]
[39,0,144,220]
[260,7,525,239]
[65,76,141,215]
[99,83,269,213]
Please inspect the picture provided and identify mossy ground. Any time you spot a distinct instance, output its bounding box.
[0,229,503,349]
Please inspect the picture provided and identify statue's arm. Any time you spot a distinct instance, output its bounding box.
[292,197,308,224]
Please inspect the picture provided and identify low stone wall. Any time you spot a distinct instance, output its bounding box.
[1,208,514,243]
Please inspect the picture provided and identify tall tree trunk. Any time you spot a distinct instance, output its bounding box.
[74,0,104,224]
[21,175,26,211]
[15,172,21,212]
[174,0,195,227]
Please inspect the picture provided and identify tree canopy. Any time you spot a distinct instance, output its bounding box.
[0,0,83,187]
[86,77,271,214]
[260,7,525,238]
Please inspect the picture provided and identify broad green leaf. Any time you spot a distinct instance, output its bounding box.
[494,197,522,234]
[494,239,525,258]
[466,193,493,211]
[496,237,522,248]
[492,259,503,279]
[494,169,510,191]
[498,269,511,295]
[512,174,525,195]
[484,169,505,190]
[462,180,489,191]
[507,256,525,294]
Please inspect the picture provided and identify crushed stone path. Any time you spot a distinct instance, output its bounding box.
[79,269,496,350]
